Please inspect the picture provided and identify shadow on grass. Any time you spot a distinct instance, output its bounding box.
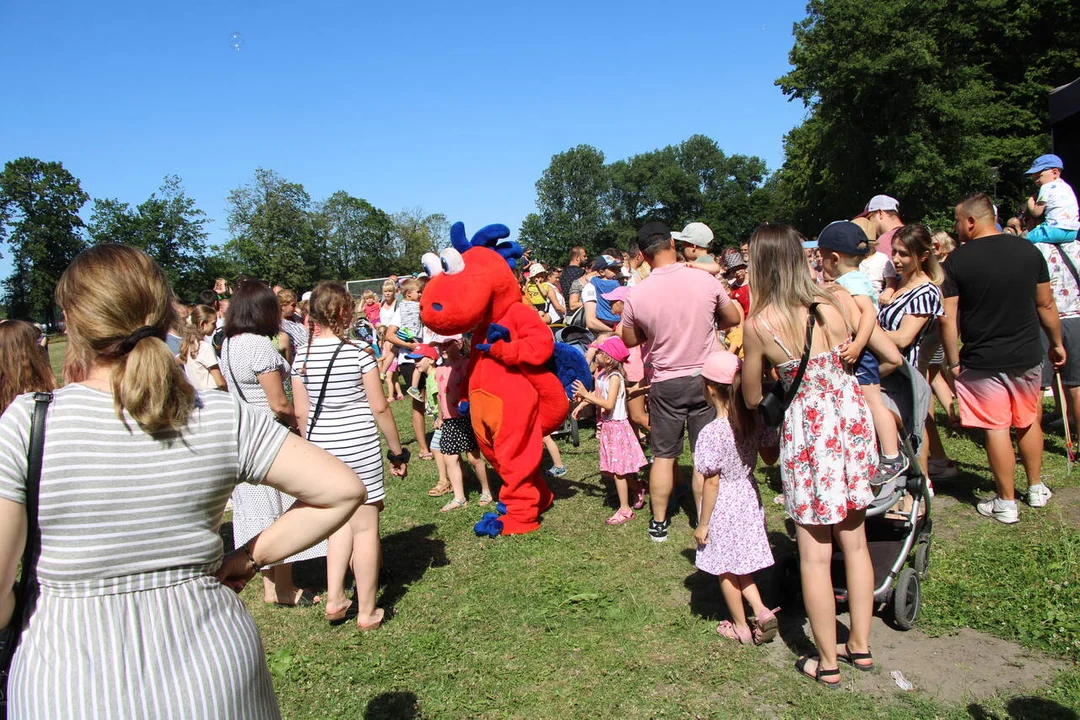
[379,524,449,610]
[968,697,1079,720]
[365,690,422,719]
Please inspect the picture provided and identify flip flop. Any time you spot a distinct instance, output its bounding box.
[274,588,321,608]
[795,656,840,689]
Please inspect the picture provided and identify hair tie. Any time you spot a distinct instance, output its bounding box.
[119,325,162,354]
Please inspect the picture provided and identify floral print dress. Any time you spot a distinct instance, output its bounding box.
[766,327,877,525]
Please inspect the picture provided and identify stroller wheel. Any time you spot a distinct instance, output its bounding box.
[891,568,921,630]
[569,416,580,447]
[914,539,931,580]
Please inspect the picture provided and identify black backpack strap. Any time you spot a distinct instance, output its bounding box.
[783,303,819,409]
[1052,244,1080,289]
[304,341,345,437]
[0,392,52,690]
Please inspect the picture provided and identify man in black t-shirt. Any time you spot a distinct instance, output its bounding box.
[559,245,588,301]
[941,193,1065,523]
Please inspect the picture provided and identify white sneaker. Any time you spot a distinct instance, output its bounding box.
[976,497,1019,524]
[1027,484,1053,508]
[928,457,959,479]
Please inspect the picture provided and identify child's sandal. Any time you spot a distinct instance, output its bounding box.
[604,508,635,525]
[716,620,753,645]
[477,492,493,506]
[752,606,780,645]
[795,656,841,689]
[427,483,451,497]
[440,498,467,512]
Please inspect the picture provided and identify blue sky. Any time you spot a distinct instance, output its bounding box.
[0,0,809,276]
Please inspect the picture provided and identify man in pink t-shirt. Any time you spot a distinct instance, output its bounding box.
[619,221,740,542]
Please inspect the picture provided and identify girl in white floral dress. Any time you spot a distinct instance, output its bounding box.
[742,223,878,688]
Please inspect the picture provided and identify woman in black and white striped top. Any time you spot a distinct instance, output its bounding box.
[292,282,408,630]
[877,224,945,368]
[0,245,366,719]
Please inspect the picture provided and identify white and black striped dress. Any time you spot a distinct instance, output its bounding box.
[0,386,290,719]
[220,333,326,563]
[292,338,385,503]
[877,281,945,367]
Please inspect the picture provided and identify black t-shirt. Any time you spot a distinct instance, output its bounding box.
[560,266,585,302]
[941,234,1050,371]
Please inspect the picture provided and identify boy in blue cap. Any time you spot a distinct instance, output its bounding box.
[1025,154,1079,243]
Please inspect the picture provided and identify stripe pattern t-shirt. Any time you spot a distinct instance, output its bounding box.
[877,282,944,367]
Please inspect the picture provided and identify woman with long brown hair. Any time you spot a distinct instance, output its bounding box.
[291,282,408,630]
[0,320,55,415]
[0,244,366,717]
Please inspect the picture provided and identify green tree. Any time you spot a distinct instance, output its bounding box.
[316,191,396,280]
[390,208,449,275]
[774,0,1080,232]
[518,145,610,264]
[223,169,320,290]
[89,176,211,300]
[0,157,88,324]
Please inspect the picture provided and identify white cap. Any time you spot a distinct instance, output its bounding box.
[671,222,714,248]
[863,195,900,214]
[301,291,312,302]
[527,262,547,277]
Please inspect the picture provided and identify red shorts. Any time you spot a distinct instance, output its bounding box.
[955,365,1041,430]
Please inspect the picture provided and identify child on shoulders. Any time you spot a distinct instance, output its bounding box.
[1025,154,1079,244]
[693,351,779,645]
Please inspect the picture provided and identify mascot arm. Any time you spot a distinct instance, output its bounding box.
[485,304,555,366]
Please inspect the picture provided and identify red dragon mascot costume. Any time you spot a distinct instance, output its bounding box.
[420,222,568,535]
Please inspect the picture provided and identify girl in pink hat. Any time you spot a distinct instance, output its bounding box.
[693,350,781,645]
[572,335,648,525]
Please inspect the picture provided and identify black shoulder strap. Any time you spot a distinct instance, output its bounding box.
[223,338,247,402]
[783,303,819,409]
[0,392,52,683]
[304,341,345,436]
[1053,244,1080,289]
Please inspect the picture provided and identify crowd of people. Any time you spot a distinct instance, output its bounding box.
[0,152,1076,711]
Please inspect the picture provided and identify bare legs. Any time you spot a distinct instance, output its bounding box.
[325,502,384,628]
[985,428,1019,501]
[261,564,301,604]
[795,509,873,680]
[719,573,768,635]
[542,434,564,470]
[649,457,676,523]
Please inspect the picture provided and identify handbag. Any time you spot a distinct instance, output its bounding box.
[759,304,818,427]
[0,392,53,719]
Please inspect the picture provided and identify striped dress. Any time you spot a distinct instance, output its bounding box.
[0,385,289,719]
[292,338,385,503]
[220,333,325,563]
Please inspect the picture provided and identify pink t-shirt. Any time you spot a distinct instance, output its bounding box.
[621,263,731,383]
[434,358,468,419]
[876,226,898,257]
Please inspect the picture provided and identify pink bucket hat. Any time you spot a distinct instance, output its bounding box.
[600,285,630,303]
[701,351,740,384]
[594,336,630,363]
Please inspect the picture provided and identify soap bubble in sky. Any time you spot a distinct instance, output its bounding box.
[229,32,244,52]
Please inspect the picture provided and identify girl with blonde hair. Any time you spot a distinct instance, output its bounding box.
[180,304,227,390]
[0,244,366,717]
[0,320,55,415]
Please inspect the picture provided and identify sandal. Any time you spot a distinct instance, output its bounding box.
[795,656,841,689]
[752,607,780,645]
[357,607,387,632]
[716,620,753,645]
[477,492,493,506]
[605,508,635,525]
[419,452,435,460]
[274,588,321,608]
[427,482,451,497]
[838,645,875,672]
[632,485,647,510]
[440,497,468,512]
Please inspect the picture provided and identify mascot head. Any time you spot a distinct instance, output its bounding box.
[420,222,524,335]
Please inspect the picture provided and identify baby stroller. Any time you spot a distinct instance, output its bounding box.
[780,360,934,630]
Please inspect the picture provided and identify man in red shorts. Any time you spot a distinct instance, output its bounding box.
[941,193,1065,523]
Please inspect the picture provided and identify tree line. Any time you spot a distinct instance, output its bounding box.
[521,0,1080,264]
[0,161,447,322]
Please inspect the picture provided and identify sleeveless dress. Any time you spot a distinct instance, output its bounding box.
[0,387,287,718]
[292,338,385,504]
[761,319,877,525]
[596,371,648,476]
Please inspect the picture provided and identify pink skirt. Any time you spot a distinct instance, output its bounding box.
[598,419,648,476]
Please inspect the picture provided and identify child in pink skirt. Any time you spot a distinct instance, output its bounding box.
[693,351,781,645]
[573,336,648,525]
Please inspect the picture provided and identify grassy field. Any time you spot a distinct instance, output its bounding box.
[47,338,1080,718]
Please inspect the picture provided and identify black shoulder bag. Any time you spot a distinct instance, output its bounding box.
[0,392,53,719]
[1053,244,1080,290]
[302,341,345,437]
[760,304,818,427]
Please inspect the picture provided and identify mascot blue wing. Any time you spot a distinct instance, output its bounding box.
[471,224,511,247]
[552,342,593,399]
[450,221,471,253]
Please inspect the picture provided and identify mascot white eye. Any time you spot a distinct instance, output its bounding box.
[421,252,442,278]
[439,248,465,275]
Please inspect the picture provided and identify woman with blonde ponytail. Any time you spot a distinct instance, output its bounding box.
[0,245,366,718]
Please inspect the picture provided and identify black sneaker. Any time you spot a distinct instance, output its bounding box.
[648,517,671,543]
[870,455,910,487]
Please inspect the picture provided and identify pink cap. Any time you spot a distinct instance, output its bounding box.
[601,285,630,303]
[701,351,740,384]
[595,336,630,363]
